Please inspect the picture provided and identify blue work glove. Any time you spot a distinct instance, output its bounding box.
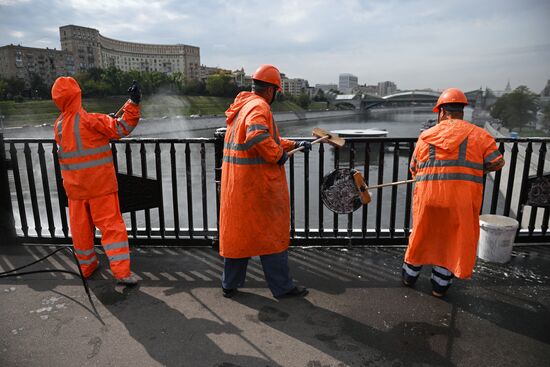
[277,151,288,165]
[128,80,141,104]
[295,141,312,152]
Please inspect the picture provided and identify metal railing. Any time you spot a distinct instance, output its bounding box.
[1,132,549,246]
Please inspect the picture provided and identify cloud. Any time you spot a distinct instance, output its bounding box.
[0,0,30,5]
[9,30,24,38]
[1,0,549,91]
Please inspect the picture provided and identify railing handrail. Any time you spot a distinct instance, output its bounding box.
[4,137,217,144]
[7,136,550,144]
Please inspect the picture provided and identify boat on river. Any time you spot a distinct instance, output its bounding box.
[329,129,389,164]
[331,128,388,138]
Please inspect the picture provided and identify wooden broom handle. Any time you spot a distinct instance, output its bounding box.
[114,99,131,118]
[367,179,415,190]
[287,135,329,156]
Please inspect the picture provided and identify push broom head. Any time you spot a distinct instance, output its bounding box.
[312,128,346,148]
[352,171,371,204]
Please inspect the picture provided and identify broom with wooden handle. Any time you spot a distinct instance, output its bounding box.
[287,127,346,156]
[353,171,415,204]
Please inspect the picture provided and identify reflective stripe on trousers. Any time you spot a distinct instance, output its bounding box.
[402,262,422,278]
[103,241,130,262]
[430,266,454,294]
[77,254,98,265]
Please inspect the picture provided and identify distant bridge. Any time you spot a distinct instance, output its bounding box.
[331,90,482,111]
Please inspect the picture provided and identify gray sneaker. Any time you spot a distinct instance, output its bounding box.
[117,274,138,286]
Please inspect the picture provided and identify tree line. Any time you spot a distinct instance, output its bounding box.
[0,67,251,100]
[0,66,317,109]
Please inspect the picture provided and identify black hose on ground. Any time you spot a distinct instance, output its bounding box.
[0,246,101,321]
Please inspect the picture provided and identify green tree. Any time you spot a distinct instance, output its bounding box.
[5,77,26,99]
[74,71,91,87]
[102,66,124,94]
[276,91,288,102]
[141,71,171,94]
[296,92,311,109]
[80,79,110,97]
[29,73,48,99]
[183,78,206,95]
[171,72,187,93]
[120,70,142,94]
[87,67,104,82]
[205,73,235,96]
[0,79,8,99]
[313,89,326,102]
[490,86,539,131]
[541,102,550,131]
[483,87,497,109]
[287,93,299,103]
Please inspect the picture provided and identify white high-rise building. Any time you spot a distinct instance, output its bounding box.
[377,81,397,96]
[339,73,358,94]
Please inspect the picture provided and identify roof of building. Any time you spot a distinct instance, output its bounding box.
[335,94,359,100]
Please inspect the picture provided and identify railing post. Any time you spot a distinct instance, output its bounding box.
[0,133,16,245]
[214,127,226,248]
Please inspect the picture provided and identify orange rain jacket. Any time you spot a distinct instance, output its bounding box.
[52,77,140,199]
[404,119,503,279]
[220,92,296,258]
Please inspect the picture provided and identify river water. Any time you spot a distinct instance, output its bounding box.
[4,106,476,237]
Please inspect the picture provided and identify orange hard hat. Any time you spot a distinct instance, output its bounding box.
[433,88,468,112]
[252,64,282,91]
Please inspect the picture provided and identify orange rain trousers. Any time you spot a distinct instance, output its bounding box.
[69,192,130,279]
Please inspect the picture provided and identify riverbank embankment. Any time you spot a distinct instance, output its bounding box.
[0,95,333,129]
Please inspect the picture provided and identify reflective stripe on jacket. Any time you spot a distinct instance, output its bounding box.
[52,77,140,199]
[220,92,295,258]
[405,119,503,279]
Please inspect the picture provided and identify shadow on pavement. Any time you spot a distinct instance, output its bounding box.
[232,292,456,367]
[92,283,282,367]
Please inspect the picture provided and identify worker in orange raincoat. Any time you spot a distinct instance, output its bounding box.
[219,64,311,298]
[402,88,505,297]
[52,76,141,285]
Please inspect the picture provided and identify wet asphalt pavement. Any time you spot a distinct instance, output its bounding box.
[1,245,549,367]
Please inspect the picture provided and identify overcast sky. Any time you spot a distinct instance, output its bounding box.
[1,0,549,92]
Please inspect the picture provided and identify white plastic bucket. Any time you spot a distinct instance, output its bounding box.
[477,214,519,263]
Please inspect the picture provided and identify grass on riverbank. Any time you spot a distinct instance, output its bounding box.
[517,128,550,137]
[0,95,312,127]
